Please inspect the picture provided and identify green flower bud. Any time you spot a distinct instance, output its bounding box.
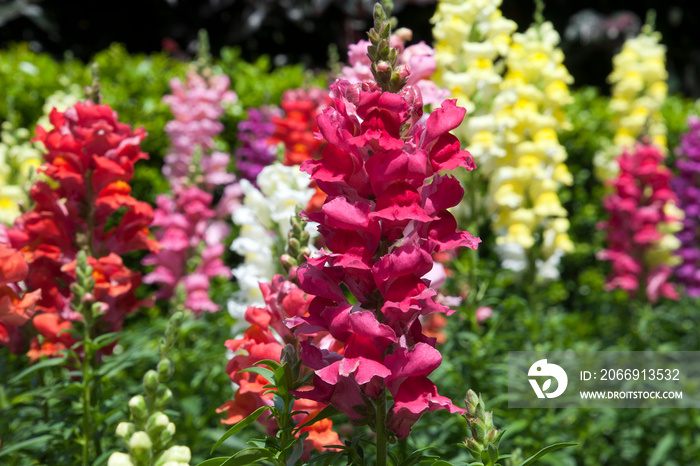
[108,452,135,466]
[145,412,170,441]
[470,418,487,443]
[116,422,135,439]
[144,369,159,394]
[154,445,191,466]
[288,237,301,255]
[128,431,152,465]
[159,422,176,447]
[464,437,483,460]
[129,395,148,424]
[155,387,173,411]
[157,359,174,382]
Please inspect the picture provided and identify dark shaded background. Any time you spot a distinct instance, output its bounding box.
[1,0,699,97]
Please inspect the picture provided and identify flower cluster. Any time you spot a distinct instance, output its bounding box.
[488,22,574,280]
[286,64,479,437]
[672,116,700,296]
[4,102,156,357]
[342,30,450,108]
[431,0,516,171]
[143,70,237,314]
[594,25,668,181]
[218,275,341,454]
[144,188,231,314]
[161,71,237,185]
[0,227,42,352]
[598,143,682,303]
[270,88,331,167]
[235,106,281,184]
[228,164,318,320]
[0,122,43,225]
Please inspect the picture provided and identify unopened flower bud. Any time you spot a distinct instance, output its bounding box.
[288,237,301,254]
[154,445,192,466]
[375,60,392,74]
[159,422,176,446]
[280,344,297,366]
[144,370,159,394]
[128,431,152,464]
[464,437,483,459]
[155,387,173,411]
[157,359,174,382]
[281,254,298,271]
[470,418,487,443]
[108,452,135,466]
[129,395,148,423]
[146,412,170,440]
[116,422,135,439]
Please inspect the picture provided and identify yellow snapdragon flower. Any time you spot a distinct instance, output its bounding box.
[489,21,574,279]
[594,22,668,181]
[432,0,516,171]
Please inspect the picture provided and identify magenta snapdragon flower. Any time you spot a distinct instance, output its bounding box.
[285,70,478,438]
[598,143,681,303]
[673,116,700,296]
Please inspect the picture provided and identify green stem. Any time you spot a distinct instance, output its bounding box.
[467,171,478,303]
[81,316,92,466]
[375,390,387,466]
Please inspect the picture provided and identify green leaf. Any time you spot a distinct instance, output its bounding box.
[239,367,276,384]
[102,205,129,233]
[93,332,120,349]
[254,359,281,371]
[293,405,340,434]
[519,442,577,466]
[195,457,232,466]
[210,406,270,454]
[430,462,453,466]
[226,447,275,464]
[8,356,66,385]
[0,435,53,457]
[648,432,675,466]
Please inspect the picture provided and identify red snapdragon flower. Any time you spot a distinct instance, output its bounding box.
[217,275,341,453]
[286,77,478,439]
[269,88,332,212]
[0,240,41,349]
[4,102,156,355]
[598,143,681,303]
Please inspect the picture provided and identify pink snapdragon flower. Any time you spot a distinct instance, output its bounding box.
[342,35,450,108]
[286,74,479,439]
[597,143,681,303]
[162,72,237,184]
[143,70,236,314]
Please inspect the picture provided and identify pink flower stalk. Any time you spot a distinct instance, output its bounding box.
[162,72,237,184]
[342,34,450,108]
[673,116,700,296]
[143,186,231,314]
[597,143,681,303]
[286,74,479,439]
[143,70,237,314]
